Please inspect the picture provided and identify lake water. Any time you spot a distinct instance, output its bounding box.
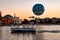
[0,25,60,40]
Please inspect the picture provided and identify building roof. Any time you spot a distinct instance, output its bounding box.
[4,14,13,18]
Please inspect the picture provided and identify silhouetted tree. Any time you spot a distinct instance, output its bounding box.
[22,19,29,24]
[51,17,57,24]
[29,20,36,24]
[39,19,44,24]
[56,18,60,24]
[44,18,51,24]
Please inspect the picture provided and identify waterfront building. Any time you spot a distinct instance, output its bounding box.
[13,13,21,25]
[0,11,13,25]
[1,14,13,25]
[0,11,22,26]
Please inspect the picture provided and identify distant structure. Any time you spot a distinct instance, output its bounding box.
[0,11,21,26]
[0,11,2,25]
[0,11,2,18]
[13,13,21,25]
[0,11,60,25]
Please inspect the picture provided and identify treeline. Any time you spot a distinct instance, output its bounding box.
[21,17,60,24]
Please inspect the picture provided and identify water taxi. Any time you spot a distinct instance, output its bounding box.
[11,25,36,33]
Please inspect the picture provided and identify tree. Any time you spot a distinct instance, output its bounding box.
[22,19,29,24]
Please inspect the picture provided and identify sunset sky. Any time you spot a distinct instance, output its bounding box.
[0,0,60,19]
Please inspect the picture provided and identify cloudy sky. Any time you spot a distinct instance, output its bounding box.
[0,0,60,19]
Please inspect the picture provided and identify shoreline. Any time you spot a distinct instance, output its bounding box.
[0,24,60,27]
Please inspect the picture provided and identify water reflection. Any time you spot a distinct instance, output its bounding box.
[0,27,39,40]
[1,25,60,40]
[11,33,36,40]
[0,27,2,40]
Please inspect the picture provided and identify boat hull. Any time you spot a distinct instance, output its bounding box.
[11,28,36,33]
